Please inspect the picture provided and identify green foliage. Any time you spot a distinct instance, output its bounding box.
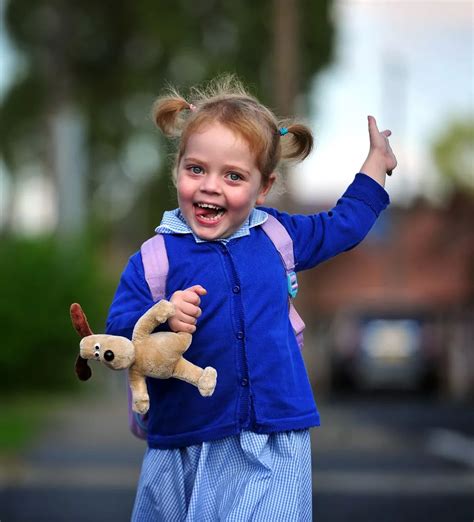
[433,119,474,196]
[0,234,114,393]
[1,0,334,172]
[1,0,334,241]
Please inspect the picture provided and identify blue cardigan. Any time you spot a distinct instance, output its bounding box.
[106,173,389,448]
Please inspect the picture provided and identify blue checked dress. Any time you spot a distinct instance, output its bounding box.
[132,430,312,521]
[131,210,312,521]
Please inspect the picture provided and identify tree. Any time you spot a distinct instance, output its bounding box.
[432,119,474,198]
[1,0,334,238]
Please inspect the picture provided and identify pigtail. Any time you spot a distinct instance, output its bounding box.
[280,122,314,163]
[151,74,313,185]
[152,90,194,137]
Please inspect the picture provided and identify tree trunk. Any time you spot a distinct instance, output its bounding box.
[272,0,300,210]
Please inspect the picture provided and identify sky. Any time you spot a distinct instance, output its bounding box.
[1,0,473,232]
[292,0,473,205]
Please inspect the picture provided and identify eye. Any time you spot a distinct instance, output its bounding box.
[190,165,203,175]
[94,343,100,350]
[227,172,243,182]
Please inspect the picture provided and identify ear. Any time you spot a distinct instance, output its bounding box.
[256,173,276,206]
[75,355,92,381]
[70,303,94,381]
[70,303,94,337]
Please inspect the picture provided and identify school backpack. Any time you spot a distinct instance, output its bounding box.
[128,214,305,439]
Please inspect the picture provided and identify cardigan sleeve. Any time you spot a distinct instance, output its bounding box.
[262,173,390,272]
[106,252,155,339]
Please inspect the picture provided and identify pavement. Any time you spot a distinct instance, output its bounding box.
[1,371,474,522]
[1,371,144,521]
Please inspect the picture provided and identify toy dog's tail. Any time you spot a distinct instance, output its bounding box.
[70,303,93,381]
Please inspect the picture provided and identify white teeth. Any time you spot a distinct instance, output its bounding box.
[196,203,223,210]
[195,202,225,221]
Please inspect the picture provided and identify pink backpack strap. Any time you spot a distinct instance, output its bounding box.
[261,214,306,350]
[127,233,170,441]
[141,234,169,302]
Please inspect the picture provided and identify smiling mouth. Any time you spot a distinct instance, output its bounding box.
[194,203,226,222]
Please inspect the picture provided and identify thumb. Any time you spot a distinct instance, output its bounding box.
[186,285,207,296]
[367,115,379,139]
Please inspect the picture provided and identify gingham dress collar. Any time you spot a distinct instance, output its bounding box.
[155,208,268,243]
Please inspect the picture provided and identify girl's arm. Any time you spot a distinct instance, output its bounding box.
[263,116,396,270]
[262,174,390,271]
[106,253,156,338]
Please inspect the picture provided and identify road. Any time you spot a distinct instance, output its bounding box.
[312,392,474,521]
[1,379,473,521]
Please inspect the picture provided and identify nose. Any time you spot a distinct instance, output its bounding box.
[104,350,115,362]
[199,173,221,195]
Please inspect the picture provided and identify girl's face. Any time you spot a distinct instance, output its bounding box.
[176,123,274,241]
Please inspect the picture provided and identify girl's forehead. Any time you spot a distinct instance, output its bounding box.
[183,122,253,155]
[179,123,262,176]
[187,121,245,140]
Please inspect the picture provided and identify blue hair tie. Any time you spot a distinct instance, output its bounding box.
[279,127,289,136]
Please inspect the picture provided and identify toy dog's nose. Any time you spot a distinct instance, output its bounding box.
[104,350,115,362]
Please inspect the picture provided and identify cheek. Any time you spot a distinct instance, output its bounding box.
[176,177,192,203]
[227,189,257,212]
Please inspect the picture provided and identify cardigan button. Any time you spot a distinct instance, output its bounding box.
[241,378,248,387]
[233,285,241,294]
[236,331,244,340]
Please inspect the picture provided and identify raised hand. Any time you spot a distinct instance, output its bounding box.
[360,115,398,186]
[169,285,207,333]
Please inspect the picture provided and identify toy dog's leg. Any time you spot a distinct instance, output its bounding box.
[128,369,150,414]
[133,300,175,340]
[172,358,217,397]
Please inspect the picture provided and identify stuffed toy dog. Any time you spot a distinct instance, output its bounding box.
[71,300,217,414]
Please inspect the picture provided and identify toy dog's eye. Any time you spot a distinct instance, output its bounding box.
[94,343,100,350]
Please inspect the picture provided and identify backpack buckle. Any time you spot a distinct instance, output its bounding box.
[287,271,299,298]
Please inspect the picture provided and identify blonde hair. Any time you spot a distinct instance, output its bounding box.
[152,75,313,187]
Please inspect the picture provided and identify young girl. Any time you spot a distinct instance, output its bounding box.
[106,76,397,521]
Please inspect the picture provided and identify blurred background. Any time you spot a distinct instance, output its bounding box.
[1,0,473,520]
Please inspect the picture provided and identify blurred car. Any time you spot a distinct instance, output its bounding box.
[329,305,443,391]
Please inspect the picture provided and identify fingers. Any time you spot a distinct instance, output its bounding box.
[362,115,397,180]
[179,285,207,306]
[168,302,199,333]
[169,285,207,333]
[170,293,202,317]
[367,115,378,135]
[175,310,197,323]
[180,301,202,318]
[367,115,382,148]
[168,317,197,334]
[186,285,207,297]
[368,115,392,139]
[168,308,199,333]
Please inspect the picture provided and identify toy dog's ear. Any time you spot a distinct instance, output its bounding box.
[70,303,94,381]
[75,355,92,381]
[70,303,94,337]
